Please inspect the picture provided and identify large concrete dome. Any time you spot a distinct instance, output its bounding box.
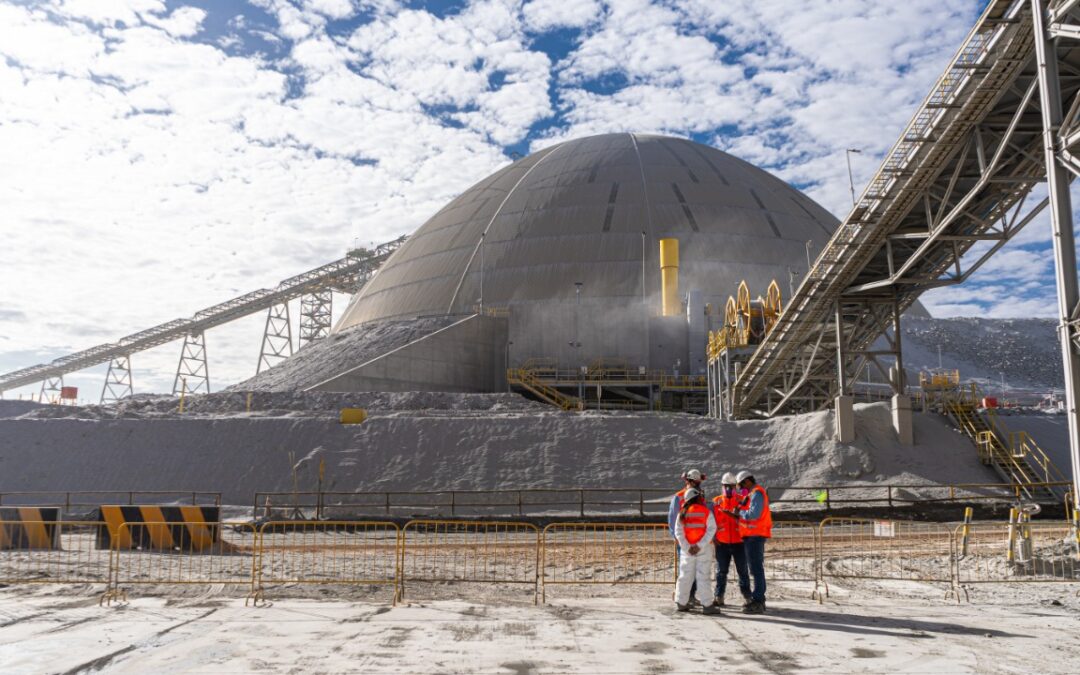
[337,133,839,331]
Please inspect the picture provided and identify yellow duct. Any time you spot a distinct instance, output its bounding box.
[659,238,679,316]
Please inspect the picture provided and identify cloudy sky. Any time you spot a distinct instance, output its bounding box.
[0,0,1062,400]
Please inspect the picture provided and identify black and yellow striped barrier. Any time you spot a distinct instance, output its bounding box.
[95,505,220,551]
[0,507,61,550]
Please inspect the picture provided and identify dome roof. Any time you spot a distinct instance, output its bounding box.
[337,133,841,330]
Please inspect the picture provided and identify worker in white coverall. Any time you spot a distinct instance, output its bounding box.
[674,488,720,615]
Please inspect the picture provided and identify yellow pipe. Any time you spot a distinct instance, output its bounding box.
[659,238,679,316]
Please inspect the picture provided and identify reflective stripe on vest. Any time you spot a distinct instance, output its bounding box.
[711,494,743,544]
[738,485,772,539]
[681,502,711,545]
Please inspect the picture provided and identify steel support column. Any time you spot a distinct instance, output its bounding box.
[299,291,332,346]
[101,354,133,404]
[1033,0,1080,503]
[173,332,209,395]
[39,376,62,404]
[891,297,906,395]
[257,302,293,373]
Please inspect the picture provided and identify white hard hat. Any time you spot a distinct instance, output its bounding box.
[683,487,703,502]
[735,470,753,483]
[682,469,704,481]
[721,472,737,485]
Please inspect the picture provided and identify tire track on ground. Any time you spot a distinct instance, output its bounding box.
[60,608,218,674]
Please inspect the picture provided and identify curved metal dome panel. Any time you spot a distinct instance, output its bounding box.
[337,133,841,330]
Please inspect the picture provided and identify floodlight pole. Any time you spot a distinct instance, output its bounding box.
[845,148,862,207]
[1032,0,1080,505]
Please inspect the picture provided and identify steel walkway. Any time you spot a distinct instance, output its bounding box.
[731,0,1080,420]
[0,236,406,396]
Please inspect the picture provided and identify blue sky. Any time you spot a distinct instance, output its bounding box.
[0,0,1062,398]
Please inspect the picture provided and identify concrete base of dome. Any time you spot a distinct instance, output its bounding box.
[307,314,508,393]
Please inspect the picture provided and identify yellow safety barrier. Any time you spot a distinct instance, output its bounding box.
[103,522,258,605]
[0,508,61,550]
[0,521,111,587]
[255,521,399,605]
[814,517,956,602]
[760,521,819,584]
[97,505,220,550]
[400,520,540,603]
[540,523,674,602]
[952,521,1080,600]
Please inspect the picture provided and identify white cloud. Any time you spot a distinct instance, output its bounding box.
[143,6,207,38]
[0,0,1070,399]
[522,0,600,32]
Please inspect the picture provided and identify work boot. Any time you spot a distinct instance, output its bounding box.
[714,595,725,607]
[742,600,765,615]
[702,603,721,616]
[741,593,753,607]
[675,604,690,613]
[687,596,700,608]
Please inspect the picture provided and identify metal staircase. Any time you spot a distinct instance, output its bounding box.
[941,384,1068,500]
[507,368,580,411]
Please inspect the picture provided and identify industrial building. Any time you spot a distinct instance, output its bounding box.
[306,132,893,411]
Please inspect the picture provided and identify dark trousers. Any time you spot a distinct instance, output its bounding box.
[743,535,767,602]
[714,542,751,599]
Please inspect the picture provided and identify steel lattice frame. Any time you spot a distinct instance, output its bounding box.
[257,302,293,373]
[299,291,333,346]
[100,355,133,404]
[173,332,209,396]
[39,376,63,404]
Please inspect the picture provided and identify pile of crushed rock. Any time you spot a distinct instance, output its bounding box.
[901,317,1061,389]
[227,315,460,392]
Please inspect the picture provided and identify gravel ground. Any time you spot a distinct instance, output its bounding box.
[1,580,1078,673]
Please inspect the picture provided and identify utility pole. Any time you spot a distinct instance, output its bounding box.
[845,148,862,208]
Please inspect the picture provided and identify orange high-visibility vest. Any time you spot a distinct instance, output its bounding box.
[712,494,743,544]
[738,485,772,538]
[680,502,711,545]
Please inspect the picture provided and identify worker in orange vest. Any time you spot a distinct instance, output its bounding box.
[674,488,720,614]
[733,470,772,614]
[712,472,752,607]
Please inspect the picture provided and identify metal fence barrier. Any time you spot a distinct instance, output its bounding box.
[103,522,259,605]
[0,521,112,588]
[953,521,1080,600]
[760,521,820,584]
[6,515,1079,606]
[814,517,957,602]
[255,521,400,605]
[399,520,540,603]
[540,523,674,602]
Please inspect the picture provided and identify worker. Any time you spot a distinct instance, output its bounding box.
[732,470,771,614]
[668,469,706,603]
[711,472,752,607]
[673,488,720,614]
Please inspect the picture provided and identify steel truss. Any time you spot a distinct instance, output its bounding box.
[299,291,332,346]
[101,355,133,404]
[726,0,1080,502]
[39,376,63,404]
[173,332,209,396]
[257,302,293,373]
[0,236,406,396]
